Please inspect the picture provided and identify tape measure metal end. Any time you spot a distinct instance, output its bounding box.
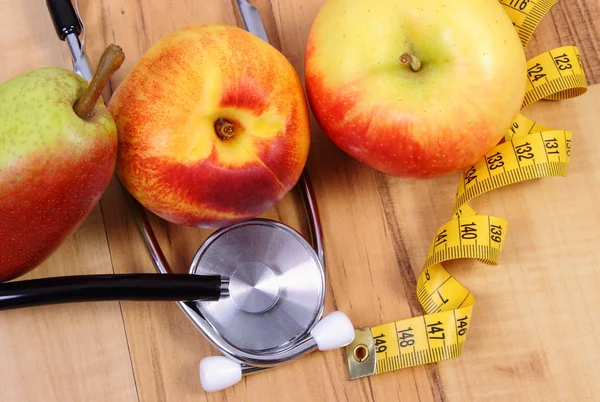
[338,0,589,382]
[345,328,377,380]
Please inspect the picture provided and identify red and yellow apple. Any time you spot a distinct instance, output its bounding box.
[305,0,527,178]
[109,24,310,227]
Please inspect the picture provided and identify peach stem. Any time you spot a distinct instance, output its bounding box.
[214,118,236,140]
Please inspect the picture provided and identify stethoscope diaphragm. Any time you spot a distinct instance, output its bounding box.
[191,219,325,353]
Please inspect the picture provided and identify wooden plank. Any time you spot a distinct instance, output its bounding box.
[526,0,600,85]
[0,228,138,402]
[240,1,600,401]
[0,1,138,401]
[93,2,310,401]
[90,3,234,401]
[2,0,600,401]
[379,86,600,401]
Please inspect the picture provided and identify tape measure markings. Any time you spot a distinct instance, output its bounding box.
[425,241,503,268]
[524,46,587,107]
[500,0,558,47]
[370,307,472,374]
[344,0,588,380]
[453,130,572,210]
[454,160,568,210]
[417,265,476,313]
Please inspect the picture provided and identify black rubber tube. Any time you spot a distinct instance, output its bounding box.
[0,274,223,310]
[46,0,81,40]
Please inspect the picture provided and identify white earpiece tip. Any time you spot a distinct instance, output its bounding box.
[311,311,355,351]
[199,356,242,392]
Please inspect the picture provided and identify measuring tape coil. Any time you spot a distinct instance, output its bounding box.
[345,0,588,379]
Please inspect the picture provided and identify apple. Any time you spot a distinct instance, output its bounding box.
[305,0,527,178]
[109,23,311,228]
[0,45,124,281]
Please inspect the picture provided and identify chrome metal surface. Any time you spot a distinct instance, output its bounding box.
[65,33,81,63]
[299,172,324,266]
[240,364,265,375]
[236,0,268,42]
[345,329,377,380]
[220,278,231,298]
[191,220,325,352]
[73,0,86,52]
[65,33,93,81]
[60,0,327,373]
[236,0,324,265]
[126,191,173,274]
[127,2,325,369]
[175,285,319,368]
[229,262,280,313]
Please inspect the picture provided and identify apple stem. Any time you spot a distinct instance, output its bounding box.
[214,118,236,140]
[73,44,125,120]
[399,53,422,72]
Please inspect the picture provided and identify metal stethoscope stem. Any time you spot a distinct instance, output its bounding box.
[45,0,354,392]
[128,172,325,374]
[115,0,331,373]
[129,173,324,276]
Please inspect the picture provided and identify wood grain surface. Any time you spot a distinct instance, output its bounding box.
[1,0,599,401]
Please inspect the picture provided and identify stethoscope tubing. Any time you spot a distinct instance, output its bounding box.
[44,0,326,277]
[37,0,329,376]
[1,2,324,316]
[0,274,228,310]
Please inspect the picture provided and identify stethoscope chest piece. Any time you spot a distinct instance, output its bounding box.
[191,219,324,352]
[43,0,354,394]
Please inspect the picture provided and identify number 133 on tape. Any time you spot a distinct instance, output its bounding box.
[344,0,587,380]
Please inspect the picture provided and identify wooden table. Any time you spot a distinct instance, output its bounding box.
[2,1,599,401]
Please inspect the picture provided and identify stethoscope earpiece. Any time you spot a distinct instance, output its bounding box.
[199,311,355,392]
[32,0,356,393]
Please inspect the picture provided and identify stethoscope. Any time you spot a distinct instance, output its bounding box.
[0,0,355,393]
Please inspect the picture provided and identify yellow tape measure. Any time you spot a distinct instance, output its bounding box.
[501,0,557,48]
[345,0,588,379]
